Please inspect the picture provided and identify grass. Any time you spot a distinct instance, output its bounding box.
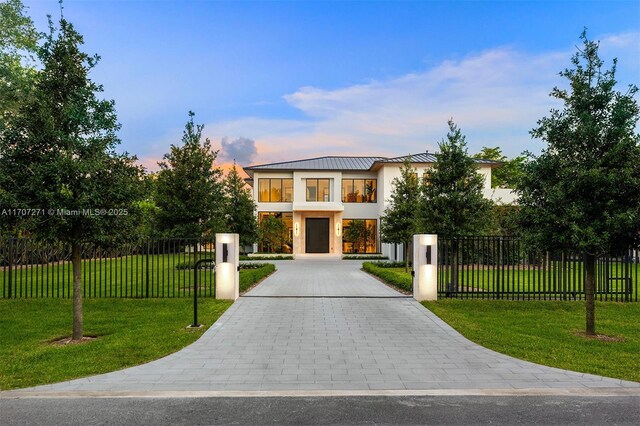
[422,299,640,383]
[0,262,276,390]
[1,253,217,298]
[0,298,233,390]
[1,256,276,299]
[362,260,638,298]
[240,263,276,293]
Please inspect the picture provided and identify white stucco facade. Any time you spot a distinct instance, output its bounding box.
[245,154,516,259]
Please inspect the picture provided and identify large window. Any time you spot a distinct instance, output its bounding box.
[306,178,330,202]
[258,178,293,202]
[258,212,293,253]
[341,179,377,203]
[342,219,378,253]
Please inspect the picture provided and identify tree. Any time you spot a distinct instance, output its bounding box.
[222,162,258,250]
[380,158,420,272]
[473,146,525,189]
[343,220,375,254]
[0,0,40,122]
[518,31,640,335]
[155,112,224,239]
[0,0,40,236]
[258,215,288,253]
[418,120,493,289]
[0,17,144,340]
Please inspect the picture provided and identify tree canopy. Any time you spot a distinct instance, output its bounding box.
[418,120,493,238]
[473,146,525,189]
[517,31,640,334]
[380,158,420,271]
[0,0,40,122]
[155,111,225,239]
[223,162,258,249]
[0,16,144,339]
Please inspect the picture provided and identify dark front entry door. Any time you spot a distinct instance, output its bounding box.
[305,218,330,253]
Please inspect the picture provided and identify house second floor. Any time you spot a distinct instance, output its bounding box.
[243,153,517,217]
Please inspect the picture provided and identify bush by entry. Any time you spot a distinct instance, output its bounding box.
[423,300,640,383]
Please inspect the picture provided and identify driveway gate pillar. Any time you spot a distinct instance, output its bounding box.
[412,234,438,301]
[215,233,240,300]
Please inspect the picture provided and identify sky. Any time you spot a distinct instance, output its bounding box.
[21,0,640,172]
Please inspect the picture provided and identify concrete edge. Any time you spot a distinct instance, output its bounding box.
[2,388,640,399]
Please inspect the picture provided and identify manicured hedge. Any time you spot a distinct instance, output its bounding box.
[362,262,412,292]
[342,255,389,260]
[239,263,276,293]
[240,255,294,260]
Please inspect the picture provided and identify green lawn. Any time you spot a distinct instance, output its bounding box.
[1,255,277,299]
[1,253,217,298]
[0,298,233,390]
[364,262,638,298]
[423,300,640,383]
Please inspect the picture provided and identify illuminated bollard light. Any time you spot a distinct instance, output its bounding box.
[412,234,438,301]
[216,233,239,300]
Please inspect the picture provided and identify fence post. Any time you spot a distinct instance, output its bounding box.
[7,238,14,299]
[145,240,150,298]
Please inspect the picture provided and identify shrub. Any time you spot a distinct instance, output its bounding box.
[368,261,408,268]
[362,262,412,292]
[240,255,294,261]
[240,263,276,292]
[175,259,215,270]
[342,255,388,260]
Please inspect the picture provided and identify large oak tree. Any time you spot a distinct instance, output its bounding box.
[0,16,144,339]
[518,31,640,335]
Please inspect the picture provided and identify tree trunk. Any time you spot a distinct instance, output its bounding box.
[71,242,83,341]
[404,242,410,273]
[584,253,596,336]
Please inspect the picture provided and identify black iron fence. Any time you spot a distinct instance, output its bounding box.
[0,238,216,298]
[437,237,639,301]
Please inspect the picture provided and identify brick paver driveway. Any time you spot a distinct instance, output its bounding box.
[14,259,640,393]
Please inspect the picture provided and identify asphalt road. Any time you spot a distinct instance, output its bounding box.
[1,396,639,425]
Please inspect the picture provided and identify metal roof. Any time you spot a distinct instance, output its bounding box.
[244,156,387,172]
[243,153,500,173]
[382,153,500,165]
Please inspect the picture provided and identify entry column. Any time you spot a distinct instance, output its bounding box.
[215,233,239,300]
[412,234,438,301]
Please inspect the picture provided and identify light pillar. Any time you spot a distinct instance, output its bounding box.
[412,234,438,301]
[215,233,239,300]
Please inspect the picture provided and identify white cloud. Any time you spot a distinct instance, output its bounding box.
[200,31,640,165]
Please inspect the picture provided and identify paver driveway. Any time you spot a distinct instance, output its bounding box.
[16,260,640,393]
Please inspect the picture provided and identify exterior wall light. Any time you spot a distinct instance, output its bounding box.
[336,222,341,237]
[425,244,432,265]
[222,243,229,263]
[294,222,299,236]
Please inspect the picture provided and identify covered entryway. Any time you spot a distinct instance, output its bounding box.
[305,218,329,253]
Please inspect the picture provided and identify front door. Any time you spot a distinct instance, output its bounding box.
[305,218,330,253]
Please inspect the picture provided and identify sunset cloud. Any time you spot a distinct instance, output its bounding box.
[173,31,639,167]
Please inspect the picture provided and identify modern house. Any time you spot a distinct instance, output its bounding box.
[243,153,516,259]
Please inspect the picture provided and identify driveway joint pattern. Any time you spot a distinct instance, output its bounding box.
[12,259,639,393]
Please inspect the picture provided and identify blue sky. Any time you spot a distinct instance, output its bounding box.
[23,0,640,170]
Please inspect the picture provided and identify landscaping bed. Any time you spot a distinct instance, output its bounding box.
[240,263,276,293]
[342,254,389,260]
[362,261,412,292]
